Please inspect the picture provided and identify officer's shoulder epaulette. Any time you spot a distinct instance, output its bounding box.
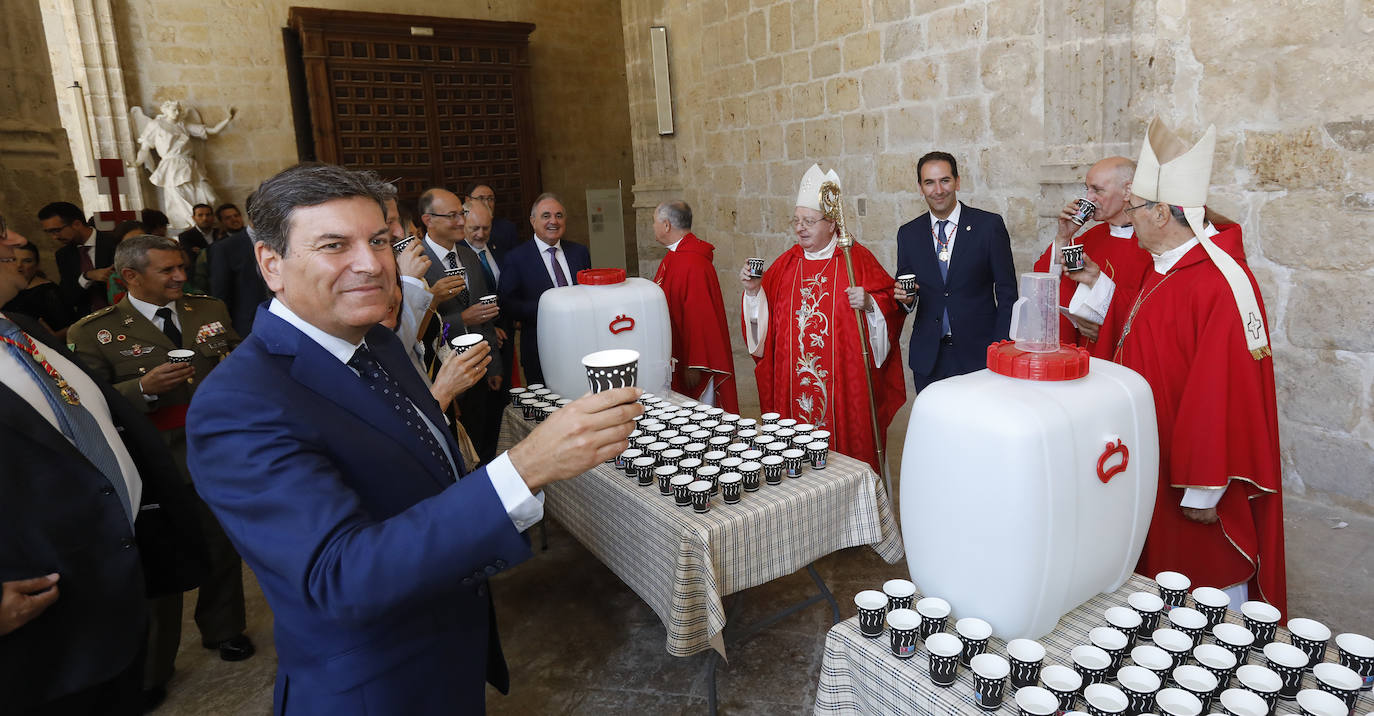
[71,305,118,327]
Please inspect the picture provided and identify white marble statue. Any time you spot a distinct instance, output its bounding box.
[131,100,237,229]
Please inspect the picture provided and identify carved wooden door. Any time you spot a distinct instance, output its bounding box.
[289,8,538,225]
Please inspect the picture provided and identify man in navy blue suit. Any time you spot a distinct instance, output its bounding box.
[185,164,641,715]
[496,193,591,384]
[894,152,1017,392]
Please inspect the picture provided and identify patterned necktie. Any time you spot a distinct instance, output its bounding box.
[936,220,951,337]
[347,344,458,482]
[445,251,458,271]
[0,317,134,526]
[547,246,568,287]
[476,248,496,288]
[156,307,182,346]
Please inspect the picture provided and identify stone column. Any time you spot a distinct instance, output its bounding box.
[1,0,79,272]
[38,0,147,215]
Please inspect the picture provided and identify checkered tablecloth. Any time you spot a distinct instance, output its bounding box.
[497,394,905,658]
[815,574,1374,714]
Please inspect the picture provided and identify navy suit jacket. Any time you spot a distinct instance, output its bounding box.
[896,202,1017,378]
[55,231,118,317]
[207,229,269,336]
[496,238,590,384]
[186,306,532,715]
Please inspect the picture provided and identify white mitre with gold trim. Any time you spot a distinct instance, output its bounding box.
[796,163,841,211]
[1133,117,1270,359]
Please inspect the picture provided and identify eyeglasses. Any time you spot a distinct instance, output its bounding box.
[1122,202,1151,215]
[42,221,74,235]
[789,216,825,229]
[470,194,496,203]
[424,211,466,222]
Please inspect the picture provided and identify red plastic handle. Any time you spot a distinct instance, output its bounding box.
[1097,439,1130,483]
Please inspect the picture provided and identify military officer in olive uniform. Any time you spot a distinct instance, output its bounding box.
[67,235,254,704]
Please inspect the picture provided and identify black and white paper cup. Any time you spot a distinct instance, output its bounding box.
[972,653,1010,711]
[1070,197,1098,226]
[1040,664,1082,713]
[655,465,679,496]
[1235,663,1282,712]
[1212,623,1255,667]
[1287,618,1331,670]
[1312,662,1362,713]
[916,597,950,639]
[582,349,639,393]
[1335,632,1374,691]
[956,617,992,668]
[806,441,829,470]
[688,480,711,513]
[738,461,762,491]
[761,455,784,485]
[1242,601,1281,649]
[670,475,694,506]
[782,448,806,478]
[392,235,416,252]
[1155,571,1191,612]
[926,633,962,688]
[887,608,920,660]
[1072,644,1113,688]
[1007,638,1046,689]
[167,349,195,364]
[450,333,483,354]
[1116,664,1162,715]
[1014,685,1060,716]
[1129,591,1166,639]
[1090,626,1129,672]
[631,457,656,486]
[1153,686,1203,716]
[719,473,742,504]
[479,294,497,306]
[1132,644,1174,685]
[746,257,765,278]
[1191,586,1230,630]
[882,579,915,612]
[855,590,886,638]
[1083,682,1128,715]
[1172,664,1219,712]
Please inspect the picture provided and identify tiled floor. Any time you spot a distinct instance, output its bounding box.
[151,492,1372,715]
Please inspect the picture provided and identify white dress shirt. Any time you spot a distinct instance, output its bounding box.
[76,232,98,289]
[127,293,183,336]
[424,236,460,271]
[465,240,501,287]
[741,236,890,366]
[536,239,573,287]
[0,313,143,515]
[928,202,962,261]
[267,299,543,531]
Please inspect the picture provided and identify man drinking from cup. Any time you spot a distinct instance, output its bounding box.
[1031,156,1153,354]
[186,163,641,715]
[67,234,253,698]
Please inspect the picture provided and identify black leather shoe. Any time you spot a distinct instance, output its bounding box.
[142,684,167,713]
[205,634,256,661]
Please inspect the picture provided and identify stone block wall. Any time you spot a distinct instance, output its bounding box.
[39,0,635,248]
[621,0,1374,510]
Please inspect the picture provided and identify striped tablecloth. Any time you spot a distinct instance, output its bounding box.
[497,395,905,658]
[815,573,1374,714]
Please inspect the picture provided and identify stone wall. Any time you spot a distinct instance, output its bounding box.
[620,0,1374,510]
[2,0,80,276]
[37,0,635,249]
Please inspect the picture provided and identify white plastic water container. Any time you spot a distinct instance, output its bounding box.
[899,340,1159,640]
[537,268,672,399]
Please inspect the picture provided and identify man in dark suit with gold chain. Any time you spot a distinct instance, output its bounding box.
[67,234,254,702]
[1,220,208,714]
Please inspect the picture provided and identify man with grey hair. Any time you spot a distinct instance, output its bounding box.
[1031,156,1153,354]
[651,200,738,411]
[186,163,640,714]
[496,192,590,383]
[67,234,251,701]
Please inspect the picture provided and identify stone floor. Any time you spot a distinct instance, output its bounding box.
[151,492,1372,715]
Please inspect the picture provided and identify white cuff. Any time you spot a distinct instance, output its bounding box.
[78,273,92,289]
[485,451,545,532]
[1181,485,1225,510]
[1067,272,1115,325]
[400,274,427,289]
[742,290,767,357]
[865,308,889,366]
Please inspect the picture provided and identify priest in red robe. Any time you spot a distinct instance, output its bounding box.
[739,164,906,474]
[650,200,739,412]
[1113,119,1286,615]
[1031,156,1153,358]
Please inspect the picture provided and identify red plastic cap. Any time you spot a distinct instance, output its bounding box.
[577,268,625,285]
[985,340,1090,381]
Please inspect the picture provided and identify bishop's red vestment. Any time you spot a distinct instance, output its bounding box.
[743,242,906,473]
[1032,223,1153,358]
[652,233,739,412]
[1113,224,1286,615]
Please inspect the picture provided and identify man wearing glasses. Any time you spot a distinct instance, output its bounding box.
[466,183,521,252]
[738,164,906,475]
[37,202,119,317]
[416,189,500,387]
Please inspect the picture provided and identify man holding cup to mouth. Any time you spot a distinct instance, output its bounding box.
[1031,156,1153,354]
[186,163,642,715]
[67,234,253,694]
